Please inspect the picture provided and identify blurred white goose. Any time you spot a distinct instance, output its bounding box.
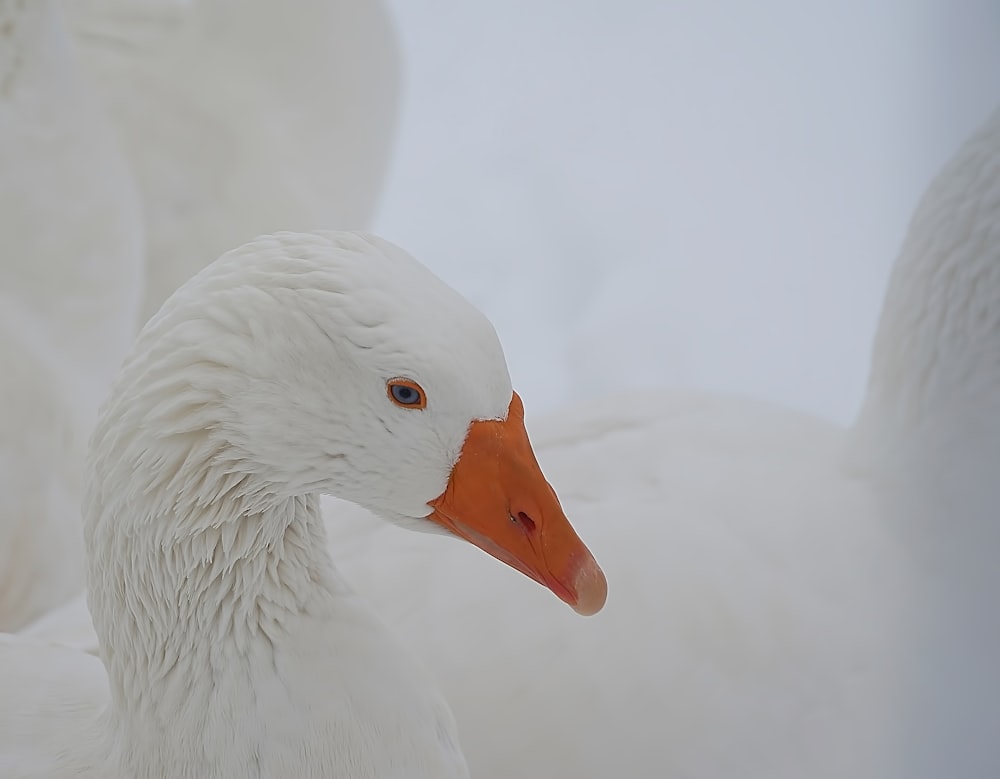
[300,109,999,778]
[64,0,401,321]
[1,0,400,630]
[0,0,143,630]
[2,232,606,777]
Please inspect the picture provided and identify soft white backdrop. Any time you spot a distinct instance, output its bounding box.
[372,0,1000,425]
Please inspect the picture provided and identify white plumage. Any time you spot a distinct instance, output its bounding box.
[3,231,604,777]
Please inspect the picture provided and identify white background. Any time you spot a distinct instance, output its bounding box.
[372,0,1000,425]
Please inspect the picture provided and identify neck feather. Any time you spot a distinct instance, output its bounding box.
[82,431,466,778]
[83,401,347,772]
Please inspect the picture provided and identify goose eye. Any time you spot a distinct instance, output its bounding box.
[387,378,427,409]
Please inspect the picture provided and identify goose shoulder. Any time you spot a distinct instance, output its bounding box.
[0,635,107,779]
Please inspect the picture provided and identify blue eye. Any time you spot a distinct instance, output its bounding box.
[391,385,418,404]
[387,378,427,409]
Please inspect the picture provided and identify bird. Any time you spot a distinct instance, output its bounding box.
[63,0,401,322]
[0,231,606,777]
[0,0,401,629]
[0,0,143,631]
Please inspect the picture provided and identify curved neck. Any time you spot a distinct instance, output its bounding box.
[85,476,465,777]
[80,370,356,773]
[87,481,350,774]
[81,417,466,778]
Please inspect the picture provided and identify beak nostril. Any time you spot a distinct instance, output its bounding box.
[512,511,537,533]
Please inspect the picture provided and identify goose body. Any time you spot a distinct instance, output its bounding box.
[323,394,905,778]
[1,232,605,777]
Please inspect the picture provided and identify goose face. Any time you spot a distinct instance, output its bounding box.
[157,232,606,614]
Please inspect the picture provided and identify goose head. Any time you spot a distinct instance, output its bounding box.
[86,231,606,617]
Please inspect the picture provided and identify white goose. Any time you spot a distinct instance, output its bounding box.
[0,232,606,777]
[63,0,401,322]
[300,108,998,777]
[0,0,143,630]
[1,0,400,630]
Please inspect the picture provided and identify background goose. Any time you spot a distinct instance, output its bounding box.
[1,231,605,777]
[0,0,400,629]
[63,0,401,322]
[0,0,143,631]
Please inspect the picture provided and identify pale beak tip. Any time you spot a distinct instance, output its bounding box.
[569,555,608,616]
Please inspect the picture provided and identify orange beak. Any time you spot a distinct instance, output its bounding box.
[427,392,607,616]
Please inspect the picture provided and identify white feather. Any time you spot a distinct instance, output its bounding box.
[2,231,529,777]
